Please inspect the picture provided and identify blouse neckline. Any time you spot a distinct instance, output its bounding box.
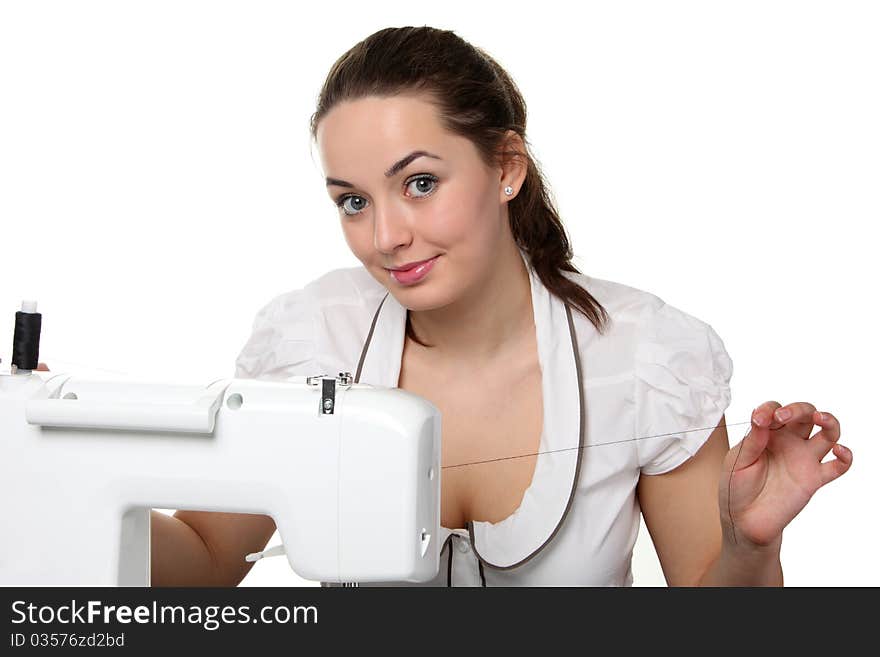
[353,248,591,569]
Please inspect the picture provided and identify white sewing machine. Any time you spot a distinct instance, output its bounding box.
[0,367,442,586]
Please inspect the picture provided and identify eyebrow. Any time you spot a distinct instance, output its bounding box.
[325,150,442,188]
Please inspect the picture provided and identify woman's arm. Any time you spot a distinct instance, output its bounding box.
[150,510,221,587]
[636,414,783,586]
[151,510,277,587]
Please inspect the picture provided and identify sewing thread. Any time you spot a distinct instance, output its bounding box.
[12,307,42,371]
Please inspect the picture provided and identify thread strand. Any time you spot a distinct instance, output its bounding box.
[441,420,752,469]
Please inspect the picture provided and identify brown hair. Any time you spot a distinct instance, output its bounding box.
[309,26,610,346]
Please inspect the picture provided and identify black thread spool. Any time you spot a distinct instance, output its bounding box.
[12,300,42,371]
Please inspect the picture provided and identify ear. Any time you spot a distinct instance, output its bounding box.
[496,129,528,203]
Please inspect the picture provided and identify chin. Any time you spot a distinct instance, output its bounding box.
[389,281,457,313]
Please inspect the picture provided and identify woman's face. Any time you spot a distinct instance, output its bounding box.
[316,94,515,311]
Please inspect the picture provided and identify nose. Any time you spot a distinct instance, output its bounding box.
[372,201,413,254]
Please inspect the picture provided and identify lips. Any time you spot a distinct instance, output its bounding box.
[387,257,437,272]
[387,255,439,285]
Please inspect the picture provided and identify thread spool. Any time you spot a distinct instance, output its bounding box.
[12,300,41,371]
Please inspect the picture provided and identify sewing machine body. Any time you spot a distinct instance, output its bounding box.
[0,371,442,585]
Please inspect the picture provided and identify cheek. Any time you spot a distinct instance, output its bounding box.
[425,178,495,244]
[340,221,372,260]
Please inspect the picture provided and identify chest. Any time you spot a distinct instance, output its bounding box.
[397,343,544,530]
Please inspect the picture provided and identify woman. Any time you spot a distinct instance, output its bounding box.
[151,26,852,587]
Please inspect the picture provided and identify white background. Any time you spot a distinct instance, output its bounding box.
[1,1,876,586]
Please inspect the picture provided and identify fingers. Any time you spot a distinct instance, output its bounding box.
[740,399,814,470]
[752,401,852,487]
[734,406,775,469]
[752,401,783,430]
[770,401,817,427]
[808,410,841,459]
[819,443,853,487]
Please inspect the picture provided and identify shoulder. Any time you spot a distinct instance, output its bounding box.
[560,272,733,474]
[235,265,387,379]
[244,264,386,343]
[560,269,669,343]
[560,270,732,396]
[562,268,720,342]
[256,265,386,318]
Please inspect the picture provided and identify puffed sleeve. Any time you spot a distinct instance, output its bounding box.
[634,300,733,475]
[234,288,318,380]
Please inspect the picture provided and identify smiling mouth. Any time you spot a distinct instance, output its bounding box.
[386,256,438,272]
[386,255,440,284]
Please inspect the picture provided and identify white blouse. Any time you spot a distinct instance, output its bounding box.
[234,249,733,586]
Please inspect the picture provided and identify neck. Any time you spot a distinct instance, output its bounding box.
[407,241,533,364]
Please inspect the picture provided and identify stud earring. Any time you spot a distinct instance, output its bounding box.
[504,186,514,196]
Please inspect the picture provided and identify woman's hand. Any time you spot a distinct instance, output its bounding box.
[719,401,852,549]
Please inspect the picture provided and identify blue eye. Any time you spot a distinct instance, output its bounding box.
[334,174,439,216]
[336,195,368,216]
[405,174,438,198]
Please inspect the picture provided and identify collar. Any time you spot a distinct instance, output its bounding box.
[354,248,588,570]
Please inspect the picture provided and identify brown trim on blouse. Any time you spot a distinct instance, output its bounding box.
[436,532,455,587]
[467,302,585,571]
[447,538,453,586]
[355,292,389,384]
[353,295,585,581]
